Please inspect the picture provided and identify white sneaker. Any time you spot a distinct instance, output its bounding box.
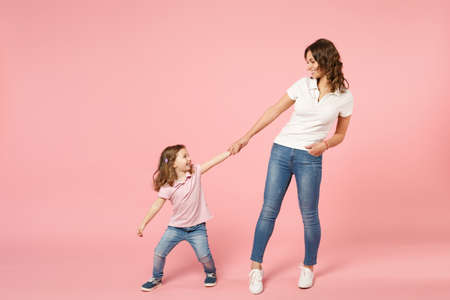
[249,268,264,294]
[298,266,314,288]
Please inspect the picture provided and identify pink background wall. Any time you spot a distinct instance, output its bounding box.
[1,0,449,299]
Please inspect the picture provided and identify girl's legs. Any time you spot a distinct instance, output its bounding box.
[250,143,293,266]
[185,223,216,274]
[292,149,322,268]
[152,227,184,280]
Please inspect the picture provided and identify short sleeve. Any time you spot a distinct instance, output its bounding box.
[286,78,306,101]
[158,185,173,200]
[194,164,201,178]
[339,92,354,117]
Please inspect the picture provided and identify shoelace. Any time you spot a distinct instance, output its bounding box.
[298,266,313,279]
[206,273,216,278]
[150,278,161,284]
[249,270,262,284]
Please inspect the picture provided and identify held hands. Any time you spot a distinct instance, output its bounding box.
[228,135,250,155]
[305,141,328,156]
[137,224,146,237]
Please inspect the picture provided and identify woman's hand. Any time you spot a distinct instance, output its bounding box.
[227,94,294,156]
[137,224,146,237]
[228,135,250,155]
[305,141,327,156]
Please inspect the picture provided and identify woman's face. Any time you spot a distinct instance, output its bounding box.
[305,50,324,79]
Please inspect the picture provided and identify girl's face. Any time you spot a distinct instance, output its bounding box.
[305,50,324,79]
[173,148,192,173]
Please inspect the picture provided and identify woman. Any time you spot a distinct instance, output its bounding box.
[228,39,353,294]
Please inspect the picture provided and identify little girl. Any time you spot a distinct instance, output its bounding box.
[137,144,230,291]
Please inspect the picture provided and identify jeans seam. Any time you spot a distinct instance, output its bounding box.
[289,147,294,171]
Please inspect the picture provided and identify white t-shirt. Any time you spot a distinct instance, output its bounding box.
[274,77,353,151]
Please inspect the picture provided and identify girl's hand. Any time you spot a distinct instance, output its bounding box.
[228,136,250,155]
[137,225,145,237]
[305,141,327,157]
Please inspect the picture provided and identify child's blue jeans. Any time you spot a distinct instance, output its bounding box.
[251,143,323,266]
[152,222,216,280]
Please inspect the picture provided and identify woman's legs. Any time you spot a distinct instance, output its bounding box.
[250,143,293,266]
[292,149,322,268]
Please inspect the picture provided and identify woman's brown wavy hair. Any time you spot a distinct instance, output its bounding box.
[304,39,349,93]
[153,144,192,192]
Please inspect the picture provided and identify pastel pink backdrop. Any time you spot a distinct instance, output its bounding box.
[1,0,449,299]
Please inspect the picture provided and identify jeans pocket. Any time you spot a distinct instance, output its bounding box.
[303,151,323,167]
[195,222,206,231]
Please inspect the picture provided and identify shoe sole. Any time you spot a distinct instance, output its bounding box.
[141,283,162,292]
[205,282,217,287]
[298,281,314,289]
[250,289,263,295]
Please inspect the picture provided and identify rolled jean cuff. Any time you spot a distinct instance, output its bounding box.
[303,258,317,266]
[250,255,263,263]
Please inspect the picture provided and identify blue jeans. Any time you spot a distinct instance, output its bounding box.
[152,222,216,279]
[251,143,322,265]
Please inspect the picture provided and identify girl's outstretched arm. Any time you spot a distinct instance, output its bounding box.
[137,197,166,237]
[200,151,230,174]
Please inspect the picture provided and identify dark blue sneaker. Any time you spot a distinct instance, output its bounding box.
[141,278,162,291]
[204,273,217,287]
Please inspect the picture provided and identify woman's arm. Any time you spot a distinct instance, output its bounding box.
[200,151,230,174]
[306,115,352,156]
[137,198,166,237]
[228,93,294,154]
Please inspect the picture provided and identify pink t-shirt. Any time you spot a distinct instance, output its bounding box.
[158,164,212,227]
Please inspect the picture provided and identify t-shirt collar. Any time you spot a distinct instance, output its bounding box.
[309,77,341,96]
[175,171,192,184]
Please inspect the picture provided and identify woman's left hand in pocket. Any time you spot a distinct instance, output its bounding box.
[305,142,327,156]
